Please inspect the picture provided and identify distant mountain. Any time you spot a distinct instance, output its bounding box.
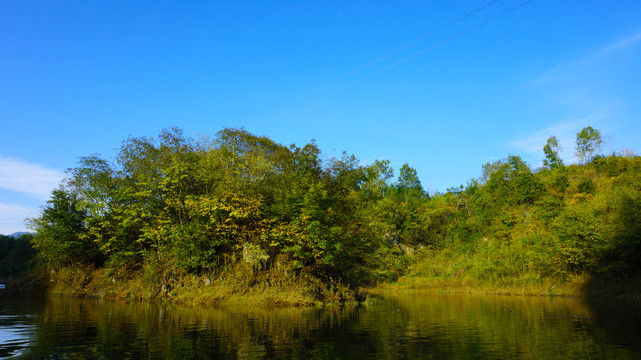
[9,232,34,239]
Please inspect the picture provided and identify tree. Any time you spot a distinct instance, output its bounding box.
[543,136,564,169]
[480,156,543,206]
[395,163,426,202]
[362,160,393,200]
[28,188,101,267]
[375,164,431,246]
[0,234,35,276]
[575,126,602,163]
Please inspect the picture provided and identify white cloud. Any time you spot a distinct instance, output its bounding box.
[0,203,38,235]
[0,157,64,201]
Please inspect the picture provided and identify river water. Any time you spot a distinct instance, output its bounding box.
[1,288,640,359]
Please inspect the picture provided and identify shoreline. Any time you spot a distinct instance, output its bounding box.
[370,273,641,300]
[9,265,360,307]
[9,266,641,307]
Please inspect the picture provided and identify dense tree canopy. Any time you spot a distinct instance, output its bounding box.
[27,126,641,295]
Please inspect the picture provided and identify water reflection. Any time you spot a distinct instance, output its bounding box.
[0,292,639,359]
[0,295,41,358]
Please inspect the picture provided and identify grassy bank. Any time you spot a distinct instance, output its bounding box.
[375,274,588,297]
[21,263,358,307]
[10,258,641,307]
[374,274,641,299]
[371,246,641,299]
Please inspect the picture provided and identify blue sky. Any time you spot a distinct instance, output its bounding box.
[1,0,641,234]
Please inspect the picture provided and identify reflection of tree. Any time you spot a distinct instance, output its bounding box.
[19,297,362,359]
[360,293,641,359]
[14,294,641,359]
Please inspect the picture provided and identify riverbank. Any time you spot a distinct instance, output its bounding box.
[371,272,641,300]
[11,264,641,309]
[10,264,360,307]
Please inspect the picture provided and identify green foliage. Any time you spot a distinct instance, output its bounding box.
[553,171,570,193]
[576,126,603,163]
[534,195,564,222]
[0,234,36,277]
[403,131,641,288]
[543,135,564,169]
[29,128,389,288]
[26,126,641,297]
[28,189,102,267]
[612,193,641,271]
[604,169,641,273]
[396,163,425,198]
[476,156,543,213]
[577,178,596,195]
[552,203,605,273]
[362,159,393,200]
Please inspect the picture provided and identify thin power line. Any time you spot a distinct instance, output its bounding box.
[307,0,536,104]
[252,0,503,123]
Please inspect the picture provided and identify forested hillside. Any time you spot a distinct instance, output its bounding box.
[25,126,641,303]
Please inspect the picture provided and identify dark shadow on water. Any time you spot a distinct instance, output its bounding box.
[583,296,641,354]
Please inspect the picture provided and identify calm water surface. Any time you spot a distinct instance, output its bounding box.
[1,288,640,359]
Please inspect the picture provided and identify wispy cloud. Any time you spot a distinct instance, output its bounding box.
[509,109,612,163]
[0,203,37,235]
[529,30,641,89]
[0,157,64,201]
[509,121,576,155]
[514,30,641,164]
[599,31,641,55]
